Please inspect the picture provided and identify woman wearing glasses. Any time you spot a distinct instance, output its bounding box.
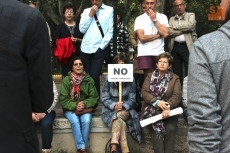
[53,3,83,78]
[142,52,182,153]
[59,57,99,153]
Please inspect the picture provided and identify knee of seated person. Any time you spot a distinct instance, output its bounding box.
[81,114,92,124]
[165,124,177,133]
[41,120,53,128]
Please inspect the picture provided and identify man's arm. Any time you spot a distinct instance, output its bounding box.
[173,13,196,32]
[136,29,160,43]
[100,8,113,50]
[79,9,93,34]
[147,10,169,38]
[155,20,169,38]
[168,17,183,38]
[187,40,222,153]
[26,11,53,112]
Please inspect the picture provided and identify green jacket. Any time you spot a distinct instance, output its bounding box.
[59,72,99,111]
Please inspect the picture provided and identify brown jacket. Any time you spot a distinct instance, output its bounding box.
[141,72,182,113]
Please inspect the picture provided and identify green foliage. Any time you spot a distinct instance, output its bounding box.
[187,0,222,37]
[22,0,225,40]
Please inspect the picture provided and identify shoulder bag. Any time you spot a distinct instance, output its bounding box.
[94,14,112,64]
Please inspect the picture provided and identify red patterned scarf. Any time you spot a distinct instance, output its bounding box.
[70,71,86,101]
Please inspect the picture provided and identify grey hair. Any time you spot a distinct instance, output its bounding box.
[173,0,186,6]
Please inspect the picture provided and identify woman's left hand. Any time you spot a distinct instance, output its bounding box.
[71,36,78,43]
[162,109,170,119]
[157,101,170,110]
[77,101,85,111]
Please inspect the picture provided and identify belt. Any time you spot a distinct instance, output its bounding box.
[174,41,186,45]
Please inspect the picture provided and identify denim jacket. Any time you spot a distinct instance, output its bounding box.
[101,76,142,143]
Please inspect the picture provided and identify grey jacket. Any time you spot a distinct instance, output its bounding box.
[168,12,197,52]
[101,76,142,143]
[188,20,230,153]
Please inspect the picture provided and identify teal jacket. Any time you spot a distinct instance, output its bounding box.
[59,72,99,111]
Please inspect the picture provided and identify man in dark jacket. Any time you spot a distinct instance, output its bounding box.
[0,0,53,152]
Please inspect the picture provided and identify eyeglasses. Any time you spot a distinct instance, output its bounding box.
[73,63,83,66]
[65,11,74,14]
[158,61,168,64]
[174,3,185,8]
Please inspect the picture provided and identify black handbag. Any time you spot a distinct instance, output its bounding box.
[94,14,112,64]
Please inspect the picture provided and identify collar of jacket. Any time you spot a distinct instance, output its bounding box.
[175,12,186,20]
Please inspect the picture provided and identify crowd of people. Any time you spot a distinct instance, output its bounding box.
[1,0,230,153]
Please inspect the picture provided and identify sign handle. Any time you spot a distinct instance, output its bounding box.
[119,82,122,101]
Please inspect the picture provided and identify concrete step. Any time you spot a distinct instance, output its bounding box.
[37,78,189,153]
[37,107,188,153]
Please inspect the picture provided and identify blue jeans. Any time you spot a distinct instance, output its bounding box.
[65,111,92,150]
[80,48,105,98]
[40,110,56,149]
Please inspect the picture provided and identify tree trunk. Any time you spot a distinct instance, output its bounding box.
[40,0,62,25]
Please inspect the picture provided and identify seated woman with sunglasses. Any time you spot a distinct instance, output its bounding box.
[59,57,99,153]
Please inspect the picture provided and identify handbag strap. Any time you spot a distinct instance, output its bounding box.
[94,14,104,38]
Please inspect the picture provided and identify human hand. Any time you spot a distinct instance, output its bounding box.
[32,112,39,122]
[147,9,156,21]
[77,101,85,111]
[89,5,98,17]
[36,113,46,120]
[32,112,46,122]
[115,101,123,111]
[162,109,170,119]
[157,101,170,110]
[71,36,78,43]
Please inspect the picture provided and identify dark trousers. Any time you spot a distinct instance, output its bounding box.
[171,43,189,85]
[152,115,179,153]
[81,48,105,98]
[60,54,75,78]
[40,111,56,149]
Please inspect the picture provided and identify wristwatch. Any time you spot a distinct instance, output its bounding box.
[152,18,157,22]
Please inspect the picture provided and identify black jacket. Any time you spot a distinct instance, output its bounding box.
[0,0,53,152]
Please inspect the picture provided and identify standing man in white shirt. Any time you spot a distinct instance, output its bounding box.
[80,0,113,101]
[134,0,169,78]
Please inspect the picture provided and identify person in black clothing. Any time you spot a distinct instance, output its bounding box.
[53,3,83,78]
[0,0,53,152]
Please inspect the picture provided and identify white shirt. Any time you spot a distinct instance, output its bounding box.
[134,12,169,56]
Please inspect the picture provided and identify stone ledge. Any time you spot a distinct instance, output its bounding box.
[53,116,111,133]
[37,114,188,152]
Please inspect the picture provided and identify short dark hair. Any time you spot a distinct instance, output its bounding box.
[112,53,128,64]
[69,56,86,70]
[156,52,173,66]
[62,3,76,15]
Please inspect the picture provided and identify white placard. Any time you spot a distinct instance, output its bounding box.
[140,107,183,127]
[108,64,133,82]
